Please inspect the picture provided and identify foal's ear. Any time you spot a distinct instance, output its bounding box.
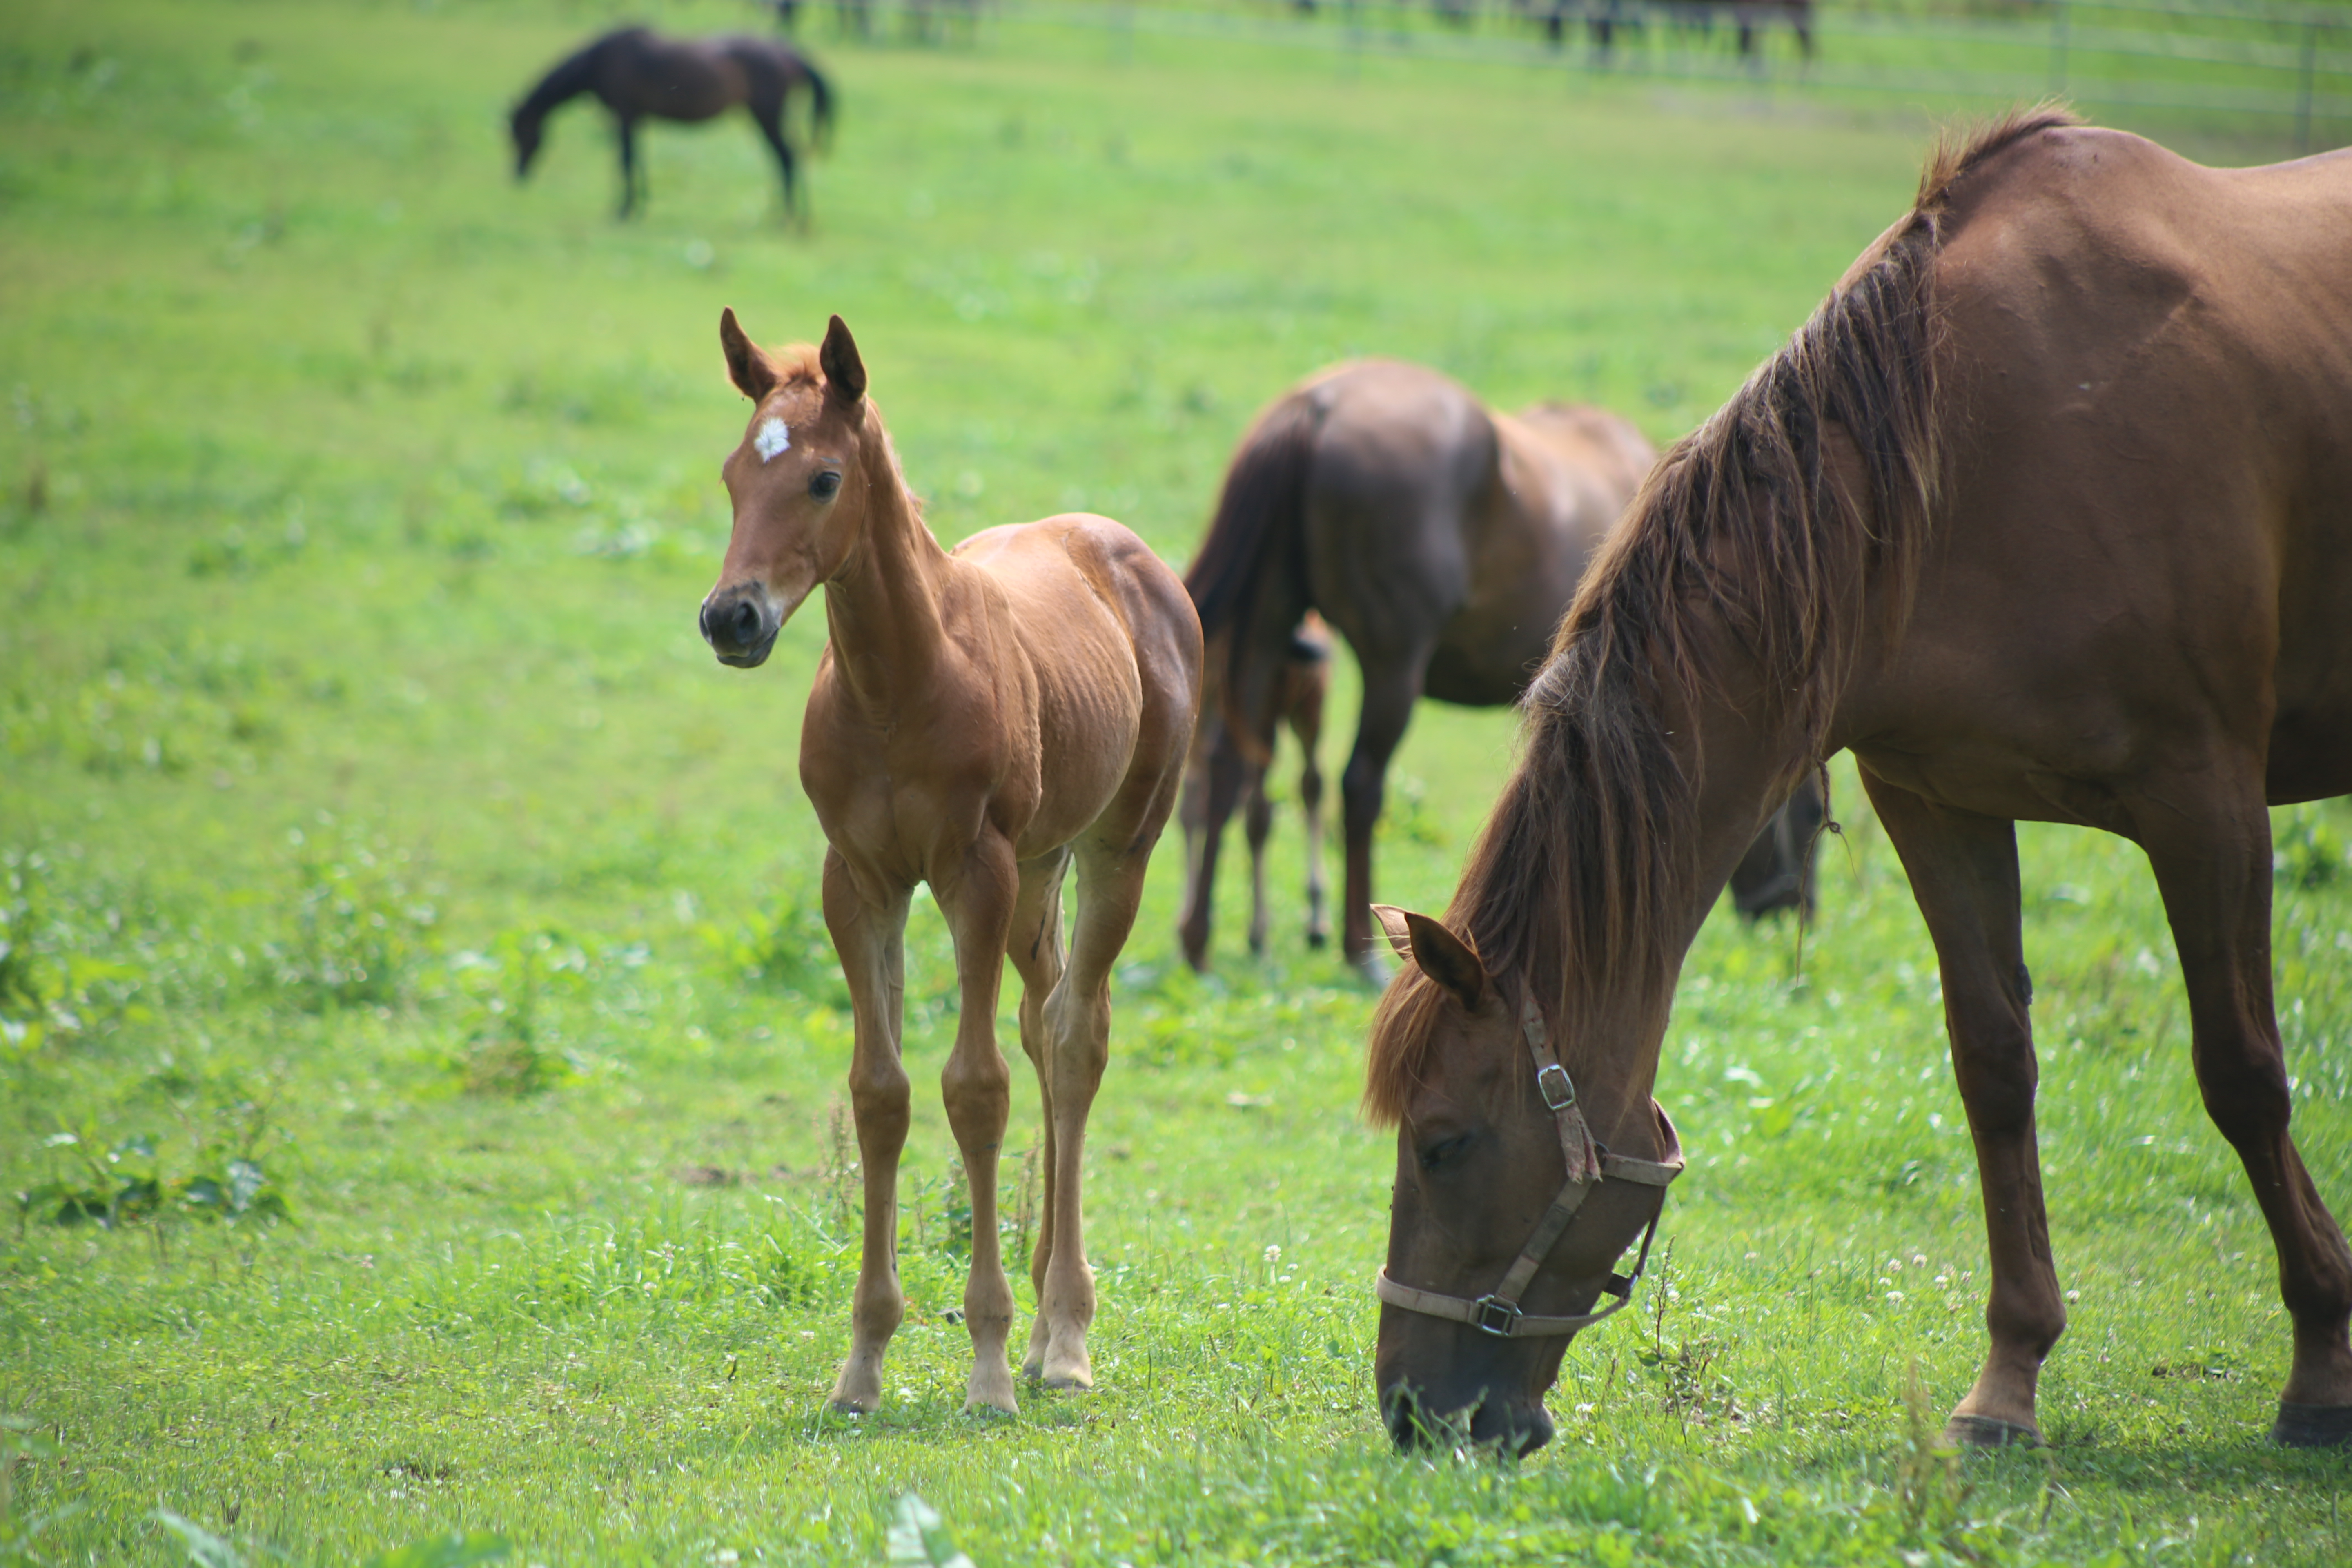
[820,314,867,407]
[719,308,777,402]
[1383,906,1489,1013]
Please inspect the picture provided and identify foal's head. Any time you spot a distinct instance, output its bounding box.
[699,310,873,669]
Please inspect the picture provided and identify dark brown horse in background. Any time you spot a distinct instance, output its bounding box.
[510,29,833,219]
[1185,361,1822,978]
[1365,111,2352,1454]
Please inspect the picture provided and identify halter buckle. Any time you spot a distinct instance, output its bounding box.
[1472,1294,1522,1336]
[1536,1062,1576,1112]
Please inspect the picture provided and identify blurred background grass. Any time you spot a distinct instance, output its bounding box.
[3,2,2350,1564]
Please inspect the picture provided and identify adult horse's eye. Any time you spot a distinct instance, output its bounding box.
[809,470,842,500]
[1419,1131,1475,1172]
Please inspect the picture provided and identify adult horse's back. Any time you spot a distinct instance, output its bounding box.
[1365,113,2352,1454]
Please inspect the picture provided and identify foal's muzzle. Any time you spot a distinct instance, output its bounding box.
[700,583,781,668]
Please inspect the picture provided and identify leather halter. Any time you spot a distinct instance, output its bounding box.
[1375,984,1685,1338]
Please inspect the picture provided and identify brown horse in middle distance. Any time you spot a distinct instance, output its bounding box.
[1185,360,1822,978]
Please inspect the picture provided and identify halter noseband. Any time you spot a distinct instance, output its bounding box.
[1375,983,1685,1338]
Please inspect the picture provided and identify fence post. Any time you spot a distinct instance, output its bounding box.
[2049,0,2069,97]
[2297,20,2318,156]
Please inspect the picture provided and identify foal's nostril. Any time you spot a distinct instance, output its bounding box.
[725,599,761,646]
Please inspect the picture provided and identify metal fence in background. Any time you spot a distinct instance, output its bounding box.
[846,0,2352,149]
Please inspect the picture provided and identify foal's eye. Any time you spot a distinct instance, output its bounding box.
[808,470,842,501]
[1419,1132,1475,1173]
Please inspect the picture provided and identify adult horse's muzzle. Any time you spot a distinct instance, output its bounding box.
[699,582,782,668]
[1381,1370,1557,1455]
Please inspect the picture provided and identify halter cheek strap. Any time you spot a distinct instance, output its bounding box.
[1374,985,1685,1339]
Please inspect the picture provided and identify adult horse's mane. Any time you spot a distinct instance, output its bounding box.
[513,29,634,126]
[1364,106,2079,1126]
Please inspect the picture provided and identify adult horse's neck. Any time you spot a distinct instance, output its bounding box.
[514,36,607,128]
[819,415,950,717]
[1474,636,1807,1154]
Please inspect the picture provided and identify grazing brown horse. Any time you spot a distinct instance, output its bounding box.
[698,312,1201,1413]
[510,29,833,219]
[1186,361,1823,980]
[1365,110,2352,1454]
[1178,614,1334,968]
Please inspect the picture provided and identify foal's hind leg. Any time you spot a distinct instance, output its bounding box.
[1008,847,1071,1381]
[1293,698,1329,949]
[2128,768,2352,1443]
[1031,835,1156,1389]
[820,851,913,1413]
[934,831,1021,1414]
[1861,771,2064,1446]
[1243,754,1275,958]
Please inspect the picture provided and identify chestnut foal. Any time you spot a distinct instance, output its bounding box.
[699,313,1202,1412]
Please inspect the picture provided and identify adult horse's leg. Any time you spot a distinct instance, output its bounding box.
[820,850,914,1412]
[2127,770,2352,1443]
[1861,771,2063,1446]
[1008,846,1070,1381]
[1339,657,1426,982]
[1177,724,1247,972]
[750,102,800,221]
[615,114,641,219]
[1031,836,1154,1388]
[935,832,1021,1414]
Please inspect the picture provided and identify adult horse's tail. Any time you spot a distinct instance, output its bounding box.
[1185,392,1324,742]
[802,56,835,150]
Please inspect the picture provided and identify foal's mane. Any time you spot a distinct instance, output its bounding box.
[1364,107,2078,1126]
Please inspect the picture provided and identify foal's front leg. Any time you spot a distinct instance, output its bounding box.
[935,833,1021,1414]
[822,851,912,1414]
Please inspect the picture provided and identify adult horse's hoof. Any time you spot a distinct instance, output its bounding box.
[1944,1414,2042,1448]
[2271,1401,2352,1447]
[1354,951,1394,989]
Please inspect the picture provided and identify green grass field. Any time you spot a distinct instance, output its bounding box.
[4,2,2350,1563]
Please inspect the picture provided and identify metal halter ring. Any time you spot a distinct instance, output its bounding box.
[1473,1295,1523,1337]
[1536,1061,1576,1111]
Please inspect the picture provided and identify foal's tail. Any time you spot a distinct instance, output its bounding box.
[1185,390,1323,740]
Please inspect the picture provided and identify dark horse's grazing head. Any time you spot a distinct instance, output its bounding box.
[699,308,875,668]
[510,107,545,180]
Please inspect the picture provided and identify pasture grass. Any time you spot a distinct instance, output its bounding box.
[3,1,2349,1563]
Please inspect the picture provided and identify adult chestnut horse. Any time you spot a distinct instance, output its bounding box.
[1185,361,1822,977]
[698,313,1200,1413]
[1366,109,2352,1454]
[510,28,832,219]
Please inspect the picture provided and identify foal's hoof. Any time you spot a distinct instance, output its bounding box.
[2272,1401,2352,1447]
[1944,1414,2042,1449]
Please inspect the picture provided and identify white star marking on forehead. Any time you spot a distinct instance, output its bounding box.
[754,416,792,463]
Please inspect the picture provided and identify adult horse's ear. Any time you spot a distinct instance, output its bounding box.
[1379,906,1488,1012]
[820,314,867,407]
[719,308,778,403]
